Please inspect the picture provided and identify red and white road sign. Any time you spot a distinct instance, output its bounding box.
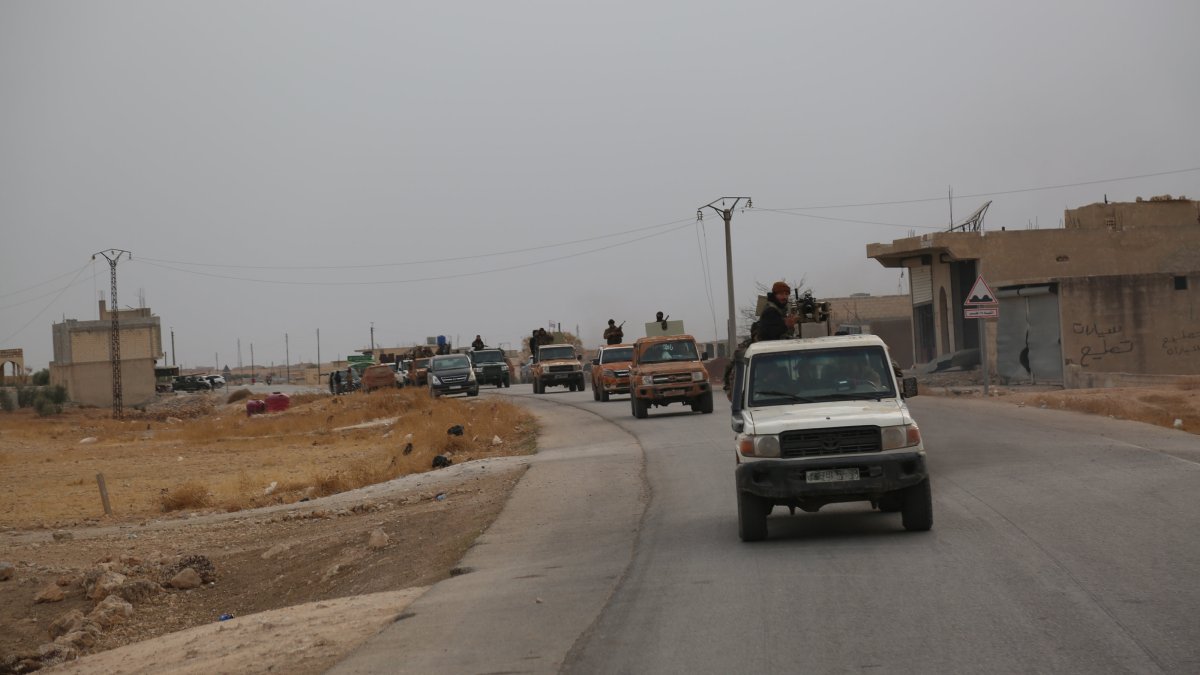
[964,275,998,306]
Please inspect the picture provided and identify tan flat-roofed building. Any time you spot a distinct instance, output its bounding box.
[50,301,164,407]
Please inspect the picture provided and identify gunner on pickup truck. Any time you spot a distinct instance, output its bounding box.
[603,319,624,345]
[759,281,799,341]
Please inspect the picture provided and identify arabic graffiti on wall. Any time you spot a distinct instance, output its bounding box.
[1161,329,1200,357]
[1073,322,1134,367]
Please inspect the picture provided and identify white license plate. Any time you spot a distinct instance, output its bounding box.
[806,468,860,483]
[450,385,461,390]
[662,389,685,397]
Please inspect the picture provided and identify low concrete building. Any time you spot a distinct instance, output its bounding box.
[867,197,1200,387]
[824,294,915,368]
[50,301,165,407]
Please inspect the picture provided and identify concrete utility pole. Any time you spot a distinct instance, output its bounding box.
[285,333,290,384]
[170,327,176,366]
[698,198,752,359]
[316,329,321,378]
[370,322,375,354]
[93,249,130,419]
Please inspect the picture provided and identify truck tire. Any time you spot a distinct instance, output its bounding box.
[632,395,648,419]
[534,379,543,394]
[698,390,714,414]
[737,489,769,542]
[599,387,609,402]
[901,479,933,531]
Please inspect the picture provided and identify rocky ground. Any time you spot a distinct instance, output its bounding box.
[0,388,536,674]
[0,459,527,674]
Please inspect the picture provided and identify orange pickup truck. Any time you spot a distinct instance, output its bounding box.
[590,343,633,402]
[628,334,713,418]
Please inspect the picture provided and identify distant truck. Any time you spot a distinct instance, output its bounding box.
[727,334,929,541]
[627,334,713,418]
[470,348,512,388]
[531,344,584,393]
[590,343,633,402]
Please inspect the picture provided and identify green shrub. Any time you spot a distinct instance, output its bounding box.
[46,385,68,404]
[0,392,14,412]
[33,396,61,416]
[31,369,50,386]
[16,386,35,408]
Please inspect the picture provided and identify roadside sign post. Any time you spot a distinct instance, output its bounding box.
[964,275,999,396]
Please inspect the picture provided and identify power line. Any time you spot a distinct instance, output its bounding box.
[0,274,95,311]
[752,209,943,230]
[137,222,696,287]
[768,166,1200,211]
[2,261,91,344]
[0,265,90,300]
[139,216,694,271]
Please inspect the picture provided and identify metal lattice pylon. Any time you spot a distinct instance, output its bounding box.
[94,250,130,419]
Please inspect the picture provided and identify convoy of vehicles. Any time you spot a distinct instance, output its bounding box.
[727,334,930,542]
[428,353,479,398]
[470,348,512,388]
[531,344,585,393]
[590,344,633,401]
[627,334,713,418]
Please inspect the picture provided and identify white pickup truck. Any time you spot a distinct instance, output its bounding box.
[728,335,932,541]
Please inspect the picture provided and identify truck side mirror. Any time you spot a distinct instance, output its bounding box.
[901,377,919,398]
[703,349,712,360]
[591,358,599,366]
[577,354,582,361]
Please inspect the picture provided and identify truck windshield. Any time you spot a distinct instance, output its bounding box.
[538,346,575,360]
[432,356,470,370]
[472,350,505,363]
[600,347,633,363]
[638,340,698,364]
[748,346,895,407]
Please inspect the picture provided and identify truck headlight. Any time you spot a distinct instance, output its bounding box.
[691,371,706,382]
[738,434,781,458]
[881,423,921,450]
[602,369,615,377]
[468,371,477,382]
[641,375,654,385]
[430,375,442,385]
[500,365,509,371]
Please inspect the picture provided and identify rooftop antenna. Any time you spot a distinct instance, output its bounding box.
[949,200,992,233]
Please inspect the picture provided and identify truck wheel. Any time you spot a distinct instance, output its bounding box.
[698,391,714,414]
[632,395,648,419]
[737,489,769,542]
[534,379,542,394]
[599,387,609,402]
[901,479,933,531]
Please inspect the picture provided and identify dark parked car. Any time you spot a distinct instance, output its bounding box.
[172,375,212,392]
[428,354,478,398]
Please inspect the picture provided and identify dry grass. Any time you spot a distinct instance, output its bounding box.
[0,390,537,527]
[159,481,213,512]
[1009,385,1200,434]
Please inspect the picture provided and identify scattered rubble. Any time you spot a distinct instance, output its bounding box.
[367,529,390,550]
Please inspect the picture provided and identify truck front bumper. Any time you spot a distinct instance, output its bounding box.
[736,451,927,501]
[633,381,710,403]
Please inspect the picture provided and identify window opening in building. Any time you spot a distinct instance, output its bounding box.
[1174,276,1188,291]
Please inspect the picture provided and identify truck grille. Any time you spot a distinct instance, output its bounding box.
[441,375,468,384]
[780,426,881,458]
[548,365,575,373]
[651,373,692,384]
[613,369,629,377]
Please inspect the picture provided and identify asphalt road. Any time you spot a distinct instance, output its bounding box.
[550,386,1200,674]
[333,384,1200,674]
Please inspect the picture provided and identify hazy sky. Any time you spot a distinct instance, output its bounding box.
[3,1,1199,370]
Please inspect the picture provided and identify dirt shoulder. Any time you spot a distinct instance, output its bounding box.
[0,388,536,674]
[918,372,1200,435]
